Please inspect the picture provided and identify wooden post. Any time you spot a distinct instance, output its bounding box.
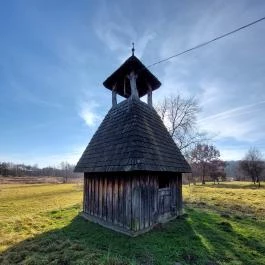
[127,71,139,99]
[112,85,117,107]
[147,84,152,107]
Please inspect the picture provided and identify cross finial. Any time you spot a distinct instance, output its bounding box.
[132,42,135,56]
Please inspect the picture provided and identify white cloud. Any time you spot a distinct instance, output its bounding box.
[219,147,246,161]
[78,100,102,127]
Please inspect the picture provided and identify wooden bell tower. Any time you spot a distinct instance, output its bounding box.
[75,46,191,236]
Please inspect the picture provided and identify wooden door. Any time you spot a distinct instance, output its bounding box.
[158,188,171,216]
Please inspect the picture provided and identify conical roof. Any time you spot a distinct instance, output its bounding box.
[103,55,161,98]
[75,98,191,173]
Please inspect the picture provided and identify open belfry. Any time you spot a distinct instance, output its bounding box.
[75,45,191,236]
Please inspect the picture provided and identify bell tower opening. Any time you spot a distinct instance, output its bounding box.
[103,44,161,108]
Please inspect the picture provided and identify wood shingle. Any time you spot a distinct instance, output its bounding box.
[75,98,191,173]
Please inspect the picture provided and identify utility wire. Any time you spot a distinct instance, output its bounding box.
[146,16,265,69]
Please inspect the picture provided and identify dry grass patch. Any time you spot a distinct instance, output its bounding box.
[0,184,82,252]
[183,181,265,217]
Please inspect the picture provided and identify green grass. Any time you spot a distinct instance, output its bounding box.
[0,182,265,265]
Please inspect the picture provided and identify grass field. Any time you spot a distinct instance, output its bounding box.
[0,182,265,265]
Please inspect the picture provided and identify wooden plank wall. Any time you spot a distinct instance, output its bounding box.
[131,175,159,231]
[83,173,159,232]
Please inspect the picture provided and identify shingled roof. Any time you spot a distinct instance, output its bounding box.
[75,98,191,173]
[103,55,161,98]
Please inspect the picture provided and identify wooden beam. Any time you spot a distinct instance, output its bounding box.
[147,84,152,107]
[127,71,139,99]
[112,84,117,107]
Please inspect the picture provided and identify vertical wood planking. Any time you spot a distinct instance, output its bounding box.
[149,176,152,225]
[93,176,96,216]
[107,177,112,222]
[140,177,145,230]
[153,176,159,223]
[119,178,124,226]
[99,176,103,218]
[122,178,126,227]
[106,178,109,221]
[113,177,118,224]
[102,176,105,219]
[89,177,92,215]
[87,177,89,213]
[145,176,149,228]
[137,176,141,231]
[131,176,136,231]
[125,176,132,229]
[116,177,120,225]
[88,177,91,215]
[86,177,89,213]
[91,177,94,216]
[87,177,89,214]
[100,176,103,218]
[132,176,140,231]
[104,177,107,221]
[96,176,99,216]
[83,176,85,212]
[82,173,174,232]
[85,177,88,214]
[110,177,114,222]
[90,177,92,215]
[96,176,98,215]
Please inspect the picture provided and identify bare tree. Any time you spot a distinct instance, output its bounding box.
[156,95,207,156]
[60,162,76,183]
[190,144,220,184]
[239,147,264,187]
[0,162,8,176]
[209,159,226,184]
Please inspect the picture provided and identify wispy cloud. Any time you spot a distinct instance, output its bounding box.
[198,100,265,142]
[93,1,156,61]
[199,100,265,123]
[78,100,102,127]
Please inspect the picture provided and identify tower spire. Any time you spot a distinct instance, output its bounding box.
[132,42,135,56]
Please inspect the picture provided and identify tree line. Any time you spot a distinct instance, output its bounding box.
[0,162,80,183]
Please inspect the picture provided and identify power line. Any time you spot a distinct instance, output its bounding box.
[146,16,265,69]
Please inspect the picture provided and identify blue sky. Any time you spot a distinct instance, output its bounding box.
[0,0,265,167]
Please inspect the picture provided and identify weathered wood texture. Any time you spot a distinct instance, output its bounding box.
[83,172,182,234]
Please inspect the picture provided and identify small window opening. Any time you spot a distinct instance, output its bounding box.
[158,176,170,189]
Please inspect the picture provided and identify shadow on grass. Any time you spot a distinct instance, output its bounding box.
[1,207,265,265]
[188,208,265,265]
